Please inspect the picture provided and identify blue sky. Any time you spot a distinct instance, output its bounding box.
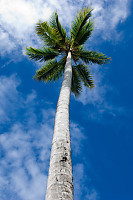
[0,0,133,200]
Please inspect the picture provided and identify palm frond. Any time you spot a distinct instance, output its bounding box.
[35,21,66,50]
[71,67,82,97]
[73,20,94,46]
[73,62,95,88]
[34,56,66,82]
[72,47,111,65]
[25,47,59,62]
[50,12,67,44]
[36,22,55,46]
[70,7,93,47]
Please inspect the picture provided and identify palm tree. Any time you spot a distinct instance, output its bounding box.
[25,7,110,200]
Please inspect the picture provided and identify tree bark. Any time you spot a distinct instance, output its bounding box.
[45,51,73,200]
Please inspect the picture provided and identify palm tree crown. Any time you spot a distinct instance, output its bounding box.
[25,7,110,96]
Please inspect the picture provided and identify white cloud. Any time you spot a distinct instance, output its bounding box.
[0,29,16,55]
[0,74,21,123]
[73,163,84,200]
[0,100,54,200]
[89,0,131,40]
[0,0,53,56]
[71,122,85,155]
[73,163,99,200]
[85,189,99,200]
[0,0,131,56]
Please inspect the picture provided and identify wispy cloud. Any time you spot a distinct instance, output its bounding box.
[89,0,131,40]
[0,0,131,56]
[1,59,14,68]
[71,122,85,155]
[0,74,21,123]
[85,189,99,200]
[73,163,99,200]
[0,121,52,200]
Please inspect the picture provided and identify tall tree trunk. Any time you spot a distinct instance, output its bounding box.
[45,51,73,200]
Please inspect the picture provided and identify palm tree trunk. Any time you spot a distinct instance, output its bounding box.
[45,51,73,200]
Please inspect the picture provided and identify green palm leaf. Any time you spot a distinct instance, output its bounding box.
[34,56,66,82]
[70,7,93,47]
[71,67,82,97]
[72,46,111,65]
[36,22,55,47]
[73,63,94,88]
[25,47,59,62]
[74,20,93,46]
[36,21,66,50]
[50,12,67,44]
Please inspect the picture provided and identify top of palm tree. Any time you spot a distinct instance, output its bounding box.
[25,7,111,96]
